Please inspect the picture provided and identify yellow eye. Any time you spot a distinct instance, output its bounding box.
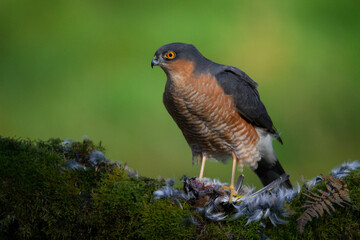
[164,51,176,59]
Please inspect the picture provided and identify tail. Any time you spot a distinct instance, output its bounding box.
[253,158,293,189]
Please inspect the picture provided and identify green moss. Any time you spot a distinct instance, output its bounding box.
[0,136,359,239]
[138,200,195,240]
[1,138,68,238]
[223,219,262,240]
[265,170,360,240]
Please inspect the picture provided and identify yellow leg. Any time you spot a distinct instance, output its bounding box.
[222,152,238,203]
[199,155,207,181]
[230,152,237,186]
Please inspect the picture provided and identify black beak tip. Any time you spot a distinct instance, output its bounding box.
[151,59,159,69]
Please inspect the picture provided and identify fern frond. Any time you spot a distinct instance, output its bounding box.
[302,190,321,201]
[297,175,351,234]
[323,199,335,212]
[319,200,331,215]
[313,203,324,217]
[326,176,351,203]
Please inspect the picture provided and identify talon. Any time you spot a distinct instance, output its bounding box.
[222,184,242,203]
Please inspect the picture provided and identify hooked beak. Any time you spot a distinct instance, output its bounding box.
[151,57,160,68]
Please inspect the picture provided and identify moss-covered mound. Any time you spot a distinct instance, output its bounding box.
[0,136,359,239]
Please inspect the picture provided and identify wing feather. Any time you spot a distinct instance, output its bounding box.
[214,65,282,143]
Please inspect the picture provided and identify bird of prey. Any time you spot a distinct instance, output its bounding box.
[151,43,292,199]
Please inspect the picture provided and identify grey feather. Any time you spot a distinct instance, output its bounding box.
[88,150,109,166]
[214,69,280,140]
[306,160,360,188]
[65,159,86,170]
[246,209,264,225]
[331,160,360,179]
[153,179,189,209]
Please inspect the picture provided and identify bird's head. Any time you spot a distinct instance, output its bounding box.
[151,43,207,75]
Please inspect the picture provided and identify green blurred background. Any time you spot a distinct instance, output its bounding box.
[1,1,359,187]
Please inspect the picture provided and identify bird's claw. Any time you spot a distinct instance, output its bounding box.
[222,184,242,203]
